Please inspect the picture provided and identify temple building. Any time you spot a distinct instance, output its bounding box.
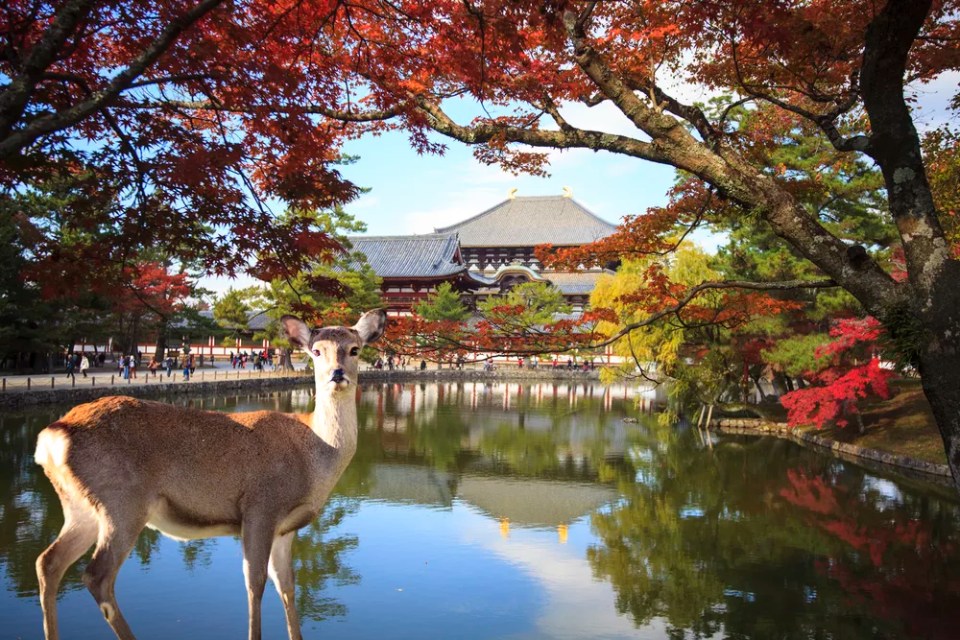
[347,233,491,315]
[435,189,617,312]
[351,190,618,315]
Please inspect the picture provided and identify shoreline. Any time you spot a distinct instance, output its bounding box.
[709,417,951,481]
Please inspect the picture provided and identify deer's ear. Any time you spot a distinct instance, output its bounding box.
[281,316,312,349]
[354,309,387,344]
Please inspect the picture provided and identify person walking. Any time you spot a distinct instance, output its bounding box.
[80,354,90,378]
[65,353,76,380]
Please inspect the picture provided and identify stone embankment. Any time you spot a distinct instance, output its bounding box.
[0,367,600,408]
[0,374,312,408]
[710,417,951,479]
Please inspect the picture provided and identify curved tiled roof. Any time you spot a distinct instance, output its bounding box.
[347,233,467,278]
[435,195,617,247]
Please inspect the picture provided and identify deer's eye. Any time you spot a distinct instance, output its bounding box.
[349,347,360,357]
[312,349,321,357]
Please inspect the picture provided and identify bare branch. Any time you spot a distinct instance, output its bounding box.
[122,98,404,123]
[415,97,669,163]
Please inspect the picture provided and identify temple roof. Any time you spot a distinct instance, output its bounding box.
[546,270,611,296]
[435,195,617,247]
[347,233,497,286]
[347,233,465,278]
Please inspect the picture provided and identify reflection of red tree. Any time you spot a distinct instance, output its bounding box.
[779,469,839,515]
[781,468,960,639]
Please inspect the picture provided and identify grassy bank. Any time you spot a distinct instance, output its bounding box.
[804,380,947,467]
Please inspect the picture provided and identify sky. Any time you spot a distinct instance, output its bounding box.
[204,70,959,297]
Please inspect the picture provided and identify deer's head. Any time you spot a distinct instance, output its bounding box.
[282,309,386,390]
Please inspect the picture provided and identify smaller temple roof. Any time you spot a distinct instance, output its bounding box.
[546,270,611,296]
[435,194,617,247]
[348,233,468,279]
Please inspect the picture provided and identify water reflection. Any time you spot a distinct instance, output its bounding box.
[1,382,958,639]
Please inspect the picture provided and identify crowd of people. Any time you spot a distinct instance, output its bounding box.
[62,348,600,381]
[228,350,277,371]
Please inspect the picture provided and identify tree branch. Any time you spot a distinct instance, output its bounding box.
[0,0,226,160]
[594,279,839,350]
[415,96,669,163]
[122,98,404,123]
[0,0,96,138]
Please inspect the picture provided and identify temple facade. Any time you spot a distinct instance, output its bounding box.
[435,191,617,312]
[351,191,617,315]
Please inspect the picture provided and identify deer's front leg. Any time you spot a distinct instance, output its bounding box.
[268,530,302,640]
[241,515,277,640]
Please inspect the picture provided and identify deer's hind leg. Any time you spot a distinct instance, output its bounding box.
[82,499,150,640]
[37,485,99,640]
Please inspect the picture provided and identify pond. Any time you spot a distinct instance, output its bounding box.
[2,381,959,639]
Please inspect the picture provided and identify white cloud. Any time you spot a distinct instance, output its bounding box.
[476,531,666,639]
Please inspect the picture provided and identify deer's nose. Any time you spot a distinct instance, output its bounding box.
[331,368,346,383]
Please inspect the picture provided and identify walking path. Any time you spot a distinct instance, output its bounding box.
[0,360,307,394]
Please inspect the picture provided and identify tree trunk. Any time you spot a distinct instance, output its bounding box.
[770,372,790,397]
[153,317,169,363]
[278,348,295,372]
[920,350,960,488]
[916,265,960,491]
[856,0,960,492]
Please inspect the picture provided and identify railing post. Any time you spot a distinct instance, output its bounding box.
[1,378,5,392]
[51,377,55,389]
[92,376,95,387]
[111,375,114,385]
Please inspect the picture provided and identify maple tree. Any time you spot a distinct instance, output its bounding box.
[211,206,382,368]
[109,260,195,358]
[0,0,364,285]
[777,318,892,431]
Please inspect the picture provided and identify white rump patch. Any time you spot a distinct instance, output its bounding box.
[35,429,70,468]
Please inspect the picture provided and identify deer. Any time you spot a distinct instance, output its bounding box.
[34,309,387,640]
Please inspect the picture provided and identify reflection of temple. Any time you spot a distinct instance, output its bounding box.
[363,463,614,543]
[367,380,662,441]
[350,191,618,314]
[356,381,661,542]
